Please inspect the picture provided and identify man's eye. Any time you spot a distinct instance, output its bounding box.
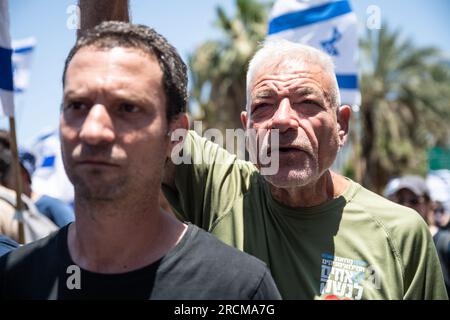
[293,100,322,110]
[300,100,318,106]
[253,103,272,111]
[65,101,87,110]
[119,103,140,113]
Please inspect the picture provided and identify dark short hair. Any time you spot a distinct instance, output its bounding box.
[63,21,187,121]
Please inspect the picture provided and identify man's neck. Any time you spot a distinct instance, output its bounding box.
[269,170,350,208]
[68,195,187,274]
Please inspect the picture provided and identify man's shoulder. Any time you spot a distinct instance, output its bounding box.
[188,224,268,273]
[347,181,429,238]
[160,224,280,299]
[0,228,64,298]
[1,227,64,273]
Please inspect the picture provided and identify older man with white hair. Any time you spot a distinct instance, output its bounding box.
[163,40,448,300]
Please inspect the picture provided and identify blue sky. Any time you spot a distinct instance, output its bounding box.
[5,0,450,146]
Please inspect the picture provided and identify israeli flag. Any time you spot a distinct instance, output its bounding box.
[0,0,15,117]
[12,37,36,93]
[30,129,74,205]
[268,0,360,106]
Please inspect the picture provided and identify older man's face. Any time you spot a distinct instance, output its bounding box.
[242,61,350,188]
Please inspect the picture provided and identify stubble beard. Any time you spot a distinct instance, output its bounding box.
[263,154,319,189]
[71,169,129,202]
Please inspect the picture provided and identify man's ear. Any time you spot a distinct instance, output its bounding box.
[337,105,351,147]
[166,113,189,158]
[241,111,248,130]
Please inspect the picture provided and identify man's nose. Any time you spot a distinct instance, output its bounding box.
[270,98,298,132]
[79,104,115,145]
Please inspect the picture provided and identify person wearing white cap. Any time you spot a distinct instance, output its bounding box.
[385,175,435,231]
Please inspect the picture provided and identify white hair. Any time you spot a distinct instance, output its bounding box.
[246,39,341,115]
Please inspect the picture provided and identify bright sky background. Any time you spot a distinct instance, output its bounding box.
[5,0,450,147]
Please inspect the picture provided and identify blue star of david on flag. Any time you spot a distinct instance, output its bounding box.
[321,27,342,56]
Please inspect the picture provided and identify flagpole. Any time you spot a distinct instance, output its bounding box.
[8,116,25,244]
[0,0,25,243]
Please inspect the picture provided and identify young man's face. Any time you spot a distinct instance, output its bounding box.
[242,60,350,188]
[60,46,172,200]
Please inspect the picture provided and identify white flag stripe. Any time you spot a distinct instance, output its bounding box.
[0,89,14,116]
[0,0,15,117]
[12,37,36,50]
[341,89,361,106]
[12,38,36,93]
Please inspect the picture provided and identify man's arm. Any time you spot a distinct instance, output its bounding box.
[161,131,251,232]
[400,215,449,299]
[78,0,130,38]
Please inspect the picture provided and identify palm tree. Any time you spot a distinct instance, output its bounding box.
[189,0,270,131]
[358,24,450,192]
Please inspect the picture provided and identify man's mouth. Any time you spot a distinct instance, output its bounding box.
[278,147,301,153]
[76,159,120,167]
[267,146,304,155]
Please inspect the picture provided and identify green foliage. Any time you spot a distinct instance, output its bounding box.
[360,24,450,192]
[189,0,271,131]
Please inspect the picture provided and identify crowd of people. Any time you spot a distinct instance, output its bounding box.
[0,0,449,300]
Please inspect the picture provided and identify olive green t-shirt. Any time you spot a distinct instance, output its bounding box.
[163,131,448,300]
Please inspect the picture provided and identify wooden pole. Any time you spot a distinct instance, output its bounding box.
[8,116,25,244]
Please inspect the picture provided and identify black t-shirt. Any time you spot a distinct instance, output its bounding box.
[0,224,281,300]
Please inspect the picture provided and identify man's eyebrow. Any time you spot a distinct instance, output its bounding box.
[254,89,277,100]
[291,87,325,99]
[63,89,151,104]
[63,89,87,99]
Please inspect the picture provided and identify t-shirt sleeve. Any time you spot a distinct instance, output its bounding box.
[250,268,282,300]
[162,130,254,232]
[394,213,449,300]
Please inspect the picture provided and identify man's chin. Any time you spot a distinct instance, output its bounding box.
[72,176,127,201]
[75,186,122,201]
[262,169,316,189]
